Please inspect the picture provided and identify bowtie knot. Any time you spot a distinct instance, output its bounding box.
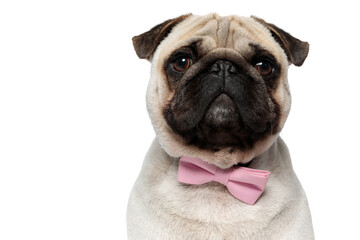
[213,167,232,185]
[177,156,270,205]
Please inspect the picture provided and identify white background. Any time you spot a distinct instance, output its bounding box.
[1,0,359,239]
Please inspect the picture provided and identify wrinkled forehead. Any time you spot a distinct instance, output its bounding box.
[155,14,286,64]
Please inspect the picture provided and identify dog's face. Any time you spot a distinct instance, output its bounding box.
[133,14,309,168]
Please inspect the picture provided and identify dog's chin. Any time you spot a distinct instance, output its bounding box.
[192,93,246,150]
[202,93,240,129]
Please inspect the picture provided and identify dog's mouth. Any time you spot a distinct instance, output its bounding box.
[192,92,256,149]
[202,93,240,129]
[164,89,279,150]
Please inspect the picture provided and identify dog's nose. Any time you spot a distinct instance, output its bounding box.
[209,60,237,78]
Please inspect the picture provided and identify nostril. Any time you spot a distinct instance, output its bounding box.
[209,62,221,72]
[229,65,237,73]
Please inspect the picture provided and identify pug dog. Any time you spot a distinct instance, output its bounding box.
[127,13,314,240]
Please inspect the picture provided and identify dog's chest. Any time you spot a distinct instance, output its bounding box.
[127,140,314,239]
[128,159,291,239]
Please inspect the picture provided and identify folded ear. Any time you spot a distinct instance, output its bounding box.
[252,16,309,66]
[132,14,192,61]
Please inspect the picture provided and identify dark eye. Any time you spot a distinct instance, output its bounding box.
[255,61,274,76]
[172,57,193,72]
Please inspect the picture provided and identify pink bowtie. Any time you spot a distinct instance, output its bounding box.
[178,156,270,205]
